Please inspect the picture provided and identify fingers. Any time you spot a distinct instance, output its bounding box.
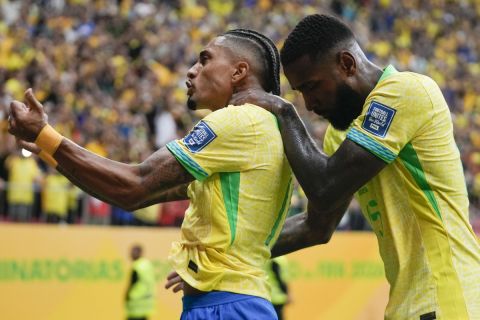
[7,114,13,130]
[165,278,173,289]
[24,88,44,113]
[8,97,48,142]
[9,100,27,118]
[165,270,183,291]
[165,276,182,289]
[16,138,41,154]
[8,101,27,134]
[166,270,179,280]
[172,282,184,293]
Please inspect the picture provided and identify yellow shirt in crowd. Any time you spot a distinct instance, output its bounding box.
[42,173,71,217]
[6,155,40,205]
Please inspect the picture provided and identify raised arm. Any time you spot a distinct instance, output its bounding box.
[8,90,193,211]
[274,103,385,208]
[231,90,386,251]
[271,199,351,257]
[54,144,192,210]
[273,102,385,250]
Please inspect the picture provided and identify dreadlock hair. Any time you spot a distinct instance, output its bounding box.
[280,14,355,66]
[222,29,281,95]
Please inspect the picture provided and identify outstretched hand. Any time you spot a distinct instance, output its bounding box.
[165,271,184,293]
[230,88,293,115]
[8,89,48,142]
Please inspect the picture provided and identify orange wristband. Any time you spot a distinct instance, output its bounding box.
[35,124,63,156]
[38,150,58,168]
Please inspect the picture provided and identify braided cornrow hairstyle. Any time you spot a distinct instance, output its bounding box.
[223,29,281,95]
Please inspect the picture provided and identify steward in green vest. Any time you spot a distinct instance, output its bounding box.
[265,256,291,320]
[125,245,156,320]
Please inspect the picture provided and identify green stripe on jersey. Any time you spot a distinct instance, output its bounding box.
[166,141,209,181]
[220,172,241,245]
[265,179,292,246]
[399,143,443,221]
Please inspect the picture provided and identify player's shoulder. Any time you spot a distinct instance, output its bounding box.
[376,70,437,94]
[205,103,274,126]
[369,70,439,114]
[225,103,272,117]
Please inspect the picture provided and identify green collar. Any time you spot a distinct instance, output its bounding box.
[378,64,398,83]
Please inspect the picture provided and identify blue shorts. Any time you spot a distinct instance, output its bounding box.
[181,291,278,320]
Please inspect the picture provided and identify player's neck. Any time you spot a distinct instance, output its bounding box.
[235,78,264,94]
[358,61,384,98]
[229,82,265,106]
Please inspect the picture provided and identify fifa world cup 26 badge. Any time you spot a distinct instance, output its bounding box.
[183,120,217,153]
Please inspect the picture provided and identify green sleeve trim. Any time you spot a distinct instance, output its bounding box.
[166,141,209,181]
[265,178,293,247]
[378,64,398,83]
[220,172,241,245]
[399,143,443,221]
[347,128,397,163]
[272,114,280,130]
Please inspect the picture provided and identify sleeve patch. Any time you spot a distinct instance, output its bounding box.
[361,101,396,138]
[183,120,217,153]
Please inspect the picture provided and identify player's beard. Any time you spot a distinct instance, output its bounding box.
[187,96,197,110]
[328,82,366,131]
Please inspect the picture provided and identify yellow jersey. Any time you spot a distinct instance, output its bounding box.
[166,103,293,300]
[6,155,40,205]
[42,173,71,216]
[324,65,480,320]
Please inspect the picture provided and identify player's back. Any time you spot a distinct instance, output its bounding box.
[324,66,480,319]
[167,103,292,300]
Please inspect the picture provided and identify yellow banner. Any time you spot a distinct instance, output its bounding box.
[0,224,389,320]
[284,233,388,320]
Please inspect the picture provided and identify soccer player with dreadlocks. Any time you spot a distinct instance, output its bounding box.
[8,29,291,319]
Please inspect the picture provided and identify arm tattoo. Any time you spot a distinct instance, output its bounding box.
[139,149,193,194]
[52,139,193,211]
[134,183,190,209]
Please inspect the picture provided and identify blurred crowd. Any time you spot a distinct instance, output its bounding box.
[0,0,479,232]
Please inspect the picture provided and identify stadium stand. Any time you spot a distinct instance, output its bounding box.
[0,0,479,232]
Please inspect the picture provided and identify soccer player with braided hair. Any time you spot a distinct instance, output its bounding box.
[8,29,291,319]
[232,14,480,320]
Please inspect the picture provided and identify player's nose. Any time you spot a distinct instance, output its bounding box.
[187,63,200,79]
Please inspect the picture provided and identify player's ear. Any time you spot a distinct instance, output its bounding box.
[231,61,249,85]
[337,51,356,77]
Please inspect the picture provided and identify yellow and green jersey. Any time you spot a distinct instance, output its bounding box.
[324,65,480,320]
[6,156,40,205]
[166,103,293,300]
[42,173,70,216]
[126,257,156,318]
